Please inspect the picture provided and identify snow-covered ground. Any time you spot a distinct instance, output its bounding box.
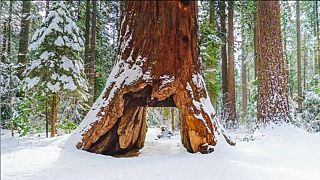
[2,125,320,180]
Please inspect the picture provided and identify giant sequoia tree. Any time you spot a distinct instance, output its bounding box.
[73,1,234,155]
[256,1,289,123]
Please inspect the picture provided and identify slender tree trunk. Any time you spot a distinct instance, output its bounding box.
[206,0,218,106]
[50,93,58,137]
[84,0,91,75]
[0,1,3,128]
[254,11,259,80]
[296,1,302,111]
[241,23,247,124]
[303,34,307,93]
[7,1,12,61]
[283,4,291,97]
[17,1,31,80]
[1,22,7,62]
[316,0,320,74]
[257,1,289,124]
[46,97,49,138]
[8,1,13,136]
[45,1,50,18]
[219,0,228,120]
[227,1,236,126]
[77,0,81,20]
[171,107,175,131]
[0,1,3,65]
[88,0,97,105]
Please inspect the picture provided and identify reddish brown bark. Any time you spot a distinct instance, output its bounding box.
[51,93,58,137]
[227,1,236,126]
[257,1,289,123]
[75,1,234,156]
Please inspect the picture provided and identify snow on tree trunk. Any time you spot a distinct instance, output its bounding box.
[73,1,235,156]
[257,1,290,124]
[17,1,31,80]
[218,0,228,122]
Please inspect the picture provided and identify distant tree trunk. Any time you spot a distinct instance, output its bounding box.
[75,1,234,156]
[0,1,3,64]
[1,22,7,62]
[77,0,81,20]
[171,107,175,131]
[227,1,236,126]
[206,0,217,106]
[296,1,302,111]
[316,0,320,74]
[8,1,13,136]
[303,35,307,93]
[254,7,259,80]
[45,1,50,18]
[241,23,247,124]
[7,1,12,61]
[0,1,3,127]
[219,0,228,120]
[84,0,91,75]
[88,0,97,106]
[257,1,289,123]
[282,3,291,97]
[45,98,49,138]
[17,1,31,80]
[50,94,58,137]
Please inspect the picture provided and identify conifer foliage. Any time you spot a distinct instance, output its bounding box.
[23,1,87,136]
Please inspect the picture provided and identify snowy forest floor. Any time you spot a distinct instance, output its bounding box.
[1,125,320,180]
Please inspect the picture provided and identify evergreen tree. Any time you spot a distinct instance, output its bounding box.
[24,1,87,137]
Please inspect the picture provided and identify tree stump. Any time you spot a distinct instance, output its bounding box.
[73,1,234,156]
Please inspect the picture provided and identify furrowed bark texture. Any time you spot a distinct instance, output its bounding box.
[17,0,31,80]
[257,1,289,123]
[227,1,236,125]
[219,0,228,121]
[76,1,234,156]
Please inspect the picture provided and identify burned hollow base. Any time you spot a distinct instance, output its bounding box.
[76,77,235,156]
[75,1,235,156]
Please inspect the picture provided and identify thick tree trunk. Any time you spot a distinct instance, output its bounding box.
[219,0,228,120]
[88,0,97,106]
[296,1,302,111]
[227,1,236,126]
[257,1,289,123]
[50,93,58,137]
[73,1,234,156]
[17,1,31,80]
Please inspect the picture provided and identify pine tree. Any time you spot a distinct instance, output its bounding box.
[24,1,88,137]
